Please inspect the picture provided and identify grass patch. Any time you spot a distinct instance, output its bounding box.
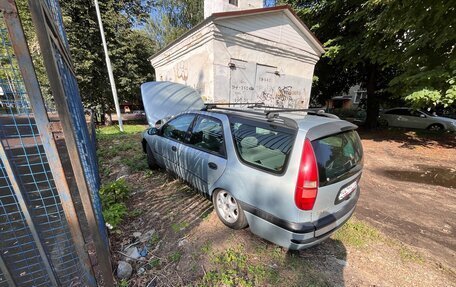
[200,247,282,287]
[171,221,189,232]
[120,153,148,172]
[118,279,128,287]
[96,124,147,137]
[332,218,381,248]
[149,232,160,246]
[201,242,212,254]
[399,245,425,264]
[148,258,161,268]
[169,251,182,262]
[96,124,149,176]
[130,208,143,217]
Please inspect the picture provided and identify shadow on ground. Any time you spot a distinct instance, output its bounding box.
[382,164,456,189]
[358,128,456,149]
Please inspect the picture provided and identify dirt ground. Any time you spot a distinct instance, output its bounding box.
[97,126,456,286]
[356,129,456,269]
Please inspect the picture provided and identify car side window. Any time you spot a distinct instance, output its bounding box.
[410,110,424,117]
[384,109,398,115]
[400,109,413,116]
[188,116,226,157]
[230,119,295,173]
[162,114,195,142]
[386,109,410,116]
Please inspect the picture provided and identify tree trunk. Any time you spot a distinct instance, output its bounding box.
[104,112,113,126]
[365,64,380,129]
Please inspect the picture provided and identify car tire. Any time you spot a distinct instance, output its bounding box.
[427,123,444,132]
[146,144,158,169]
[212,189,248,230]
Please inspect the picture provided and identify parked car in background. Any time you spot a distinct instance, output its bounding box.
[379,108,456,132]
[141,82,364,250]
[133,110,146,116]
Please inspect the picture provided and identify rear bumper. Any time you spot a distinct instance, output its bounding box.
[241,188,359,249]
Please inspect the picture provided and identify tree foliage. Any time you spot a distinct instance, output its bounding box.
[283,0,456,127]
[145,0,203,49]
[59,0,156,112]
[372,0,456,109]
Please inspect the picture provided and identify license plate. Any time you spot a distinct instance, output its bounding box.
[338,180,357,201]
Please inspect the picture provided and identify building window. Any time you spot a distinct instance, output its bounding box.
[354,91,367,104]
[229,0,238,6]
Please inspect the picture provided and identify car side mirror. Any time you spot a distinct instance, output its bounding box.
[147,127,158,135]
[420,114,426,118]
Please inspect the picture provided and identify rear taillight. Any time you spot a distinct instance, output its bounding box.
[295,139,319,210]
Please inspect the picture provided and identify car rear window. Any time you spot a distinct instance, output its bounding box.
[311,131,363,186]
[230,119,295,173]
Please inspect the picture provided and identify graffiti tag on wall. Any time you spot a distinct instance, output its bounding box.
[174,61,189,82]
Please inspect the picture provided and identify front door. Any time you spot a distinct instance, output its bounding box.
[159,114,196,174]
[179,115,227,194]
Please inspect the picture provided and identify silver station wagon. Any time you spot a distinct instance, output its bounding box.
[141,82,363,249]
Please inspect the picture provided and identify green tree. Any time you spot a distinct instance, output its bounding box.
[145,0,203,48]
[59,0,156,116]
[284,0,456,127]
[284,0,399,128]
[373,0,456,109]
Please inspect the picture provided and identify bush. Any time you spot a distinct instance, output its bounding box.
[99,179,130,229]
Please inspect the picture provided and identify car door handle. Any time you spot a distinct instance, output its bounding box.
[208,162,218,170]
[171,146,177,152]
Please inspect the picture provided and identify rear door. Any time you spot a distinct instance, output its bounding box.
[383,108,407,127]
[394,108,415,127]
[408,110,431,129]
[309,130,363,230]
[179,115,227,194]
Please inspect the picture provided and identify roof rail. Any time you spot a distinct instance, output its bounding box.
[203,102,264,110]
[254,105,340,119]
[203,103,339,120]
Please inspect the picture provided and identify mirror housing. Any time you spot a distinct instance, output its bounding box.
[147,127,159,135]
[420,114,426,118]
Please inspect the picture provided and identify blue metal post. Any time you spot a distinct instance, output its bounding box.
[1,1,97,285]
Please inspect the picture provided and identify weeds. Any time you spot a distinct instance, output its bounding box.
[120,153,148,172]
[201,247,279,287]
[118,279,128,287]
[99,179,130,229]
[149,233,160,246]
[399,245,425,264]
[171,221,189,232]
[130,208,143,217]
[143,170,154,178]
[148,258,161,268]
[201,242,212,254]
[332,218,381,247]
[169,251,182,262]
[97,124,148,174]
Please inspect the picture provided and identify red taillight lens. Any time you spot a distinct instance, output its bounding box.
[295,139,319,210]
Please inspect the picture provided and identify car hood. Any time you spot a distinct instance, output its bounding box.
[141,81,204,126]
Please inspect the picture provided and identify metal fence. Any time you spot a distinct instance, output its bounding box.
[0,1,113,286]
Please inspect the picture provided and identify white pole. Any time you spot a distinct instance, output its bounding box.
[93,0,124,131]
